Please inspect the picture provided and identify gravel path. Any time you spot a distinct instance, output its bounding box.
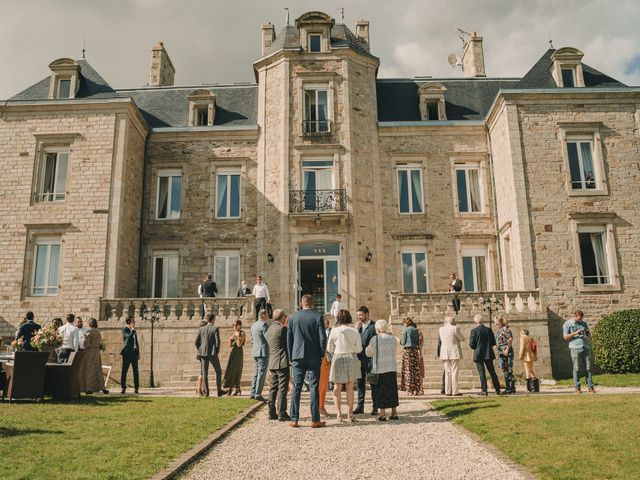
[180,398,530,480]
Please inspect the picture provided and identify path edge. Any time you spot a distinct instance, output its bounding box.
[150,400,265,480]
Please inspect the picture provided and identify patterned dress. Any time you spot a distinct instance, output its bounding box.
[496,326,515,393]
[400,347,422,394]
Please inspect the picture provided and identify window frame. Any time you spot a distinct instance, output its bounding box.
[195,106,209,126]
[56,78,72,99]
[30,237,62,296]
[558,125,608,196]
[453,162,485,214]
[561,68,576,88]
[308,34,322,53]
[151,251,179,298]
[570,217,620,292]
[303,84,330,134]
[396,164,425,215]
[400,249,429,294]
[37,147,69,203]
[155,169,182,221]
[460,245,488,292]
[213,250,241,297]
[215,168,242,219]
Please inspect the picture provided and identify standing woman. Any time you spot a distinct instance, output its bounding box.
[80,318,109,394]
[400,317,422,395]
[365,320,399,421]
[318,316,332,417]
[327,309,362,423]
[495,316,516,394]
[518,328,538,392]
[223,319,246,396]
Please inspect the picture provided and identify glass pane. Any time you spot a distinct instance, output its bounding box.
[305,91,313,122]
[216,175,228,218]
[325,260,339,311]
[214,257,227,297]
[580,143,595,189]
[410,169,423,213]
[170,176,181,218]
[402,253,414,293]
[309,35,321,52]
[302,160,333,167]
[398,170,409,213]
[578,233,598,284]
[228,256,240,297]
[303,170,316,211]
[58,79,71,98]
[475,256,487,291]
[567,142,582,189]
[166,256,178,297]
[47,244,60,294]
[462,256,475,292]
[427,101,439,120]
[230,175,240,217]
[157,177,168,218]
[590,233,609,283]
[456,169,469,212]
[561,69,575,87]
[55,153,68,199]
[33,244,48,294]
[153,257,164,297]
[317,90,328,122]
[415,253,427,293]
[468,169,481,212]
[42,153,57,197]
[316,169,332,190]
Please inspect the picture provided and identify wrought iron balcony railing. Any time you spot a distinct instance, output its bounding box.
[289,189,347,213]
[302,120,331,136]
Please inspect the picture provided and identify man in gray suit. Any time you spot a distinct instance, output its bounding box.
[266,309,291,421]
[195,314,227,397]
[250,309,270,401]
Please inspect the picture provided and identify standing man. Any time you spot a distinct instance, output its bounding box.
[57,313,80,363]
[354,306,377,415]
[252,275,270,321]
[287,294,327,428]
[330,293,346,319]
[195,313,226,397]
[15,311,40,351]
[250,309,270,401]
[120,317,140,394]
[563,309,595,394]
[237,279,252,316]
[199,273,218,318]
[449,273,463,314]
[75,316,89,350]
[469,314,501,396]
[439,315,465,396]
[266,309,291,421]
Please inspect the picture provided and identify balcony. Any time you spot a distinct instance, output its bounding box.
[289,189,347,226]
[302,120,331,137]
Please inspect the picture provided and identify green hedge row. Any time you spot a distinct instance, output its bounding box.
[592,309,640,373]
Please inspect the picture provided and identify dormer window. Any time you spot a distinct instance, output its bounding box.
[56,78,71,99]
[48,58,80,100]
[551,47,585,87]
[188,89,215,127]
[309,34,322,52]
[295,11,334,54]
[418,82,447,121]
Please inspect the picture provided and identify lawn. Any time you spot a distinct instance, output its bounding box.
[554,372,640,387]
[433,395,640,480]
[0,396,255,480]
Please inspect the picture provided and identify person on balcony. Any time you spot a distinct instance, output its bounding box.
[252,275,271,321]
[448,273,463,314]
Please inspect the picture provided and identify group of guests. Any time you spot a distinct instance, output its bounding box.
[197,273,271,321]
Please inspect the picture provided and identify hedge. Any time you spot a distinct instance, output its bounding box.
[592,309,640,373]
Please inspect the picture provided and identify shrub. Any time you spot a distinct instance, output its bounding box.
[592,309,640,373]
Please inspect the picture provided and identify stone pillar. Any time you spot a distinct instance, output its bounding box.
[461,33,486,77]
[356,20,370,51]
[261,23,276,55]
[148,42,175,87]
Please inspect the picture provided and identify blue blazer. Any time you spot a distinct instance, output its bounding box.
[16,320,41,351]
[358,321,377,367]
[121,326,139,359]
[251,319,269,358]
[286,309,326,366]
[469,324,497,362]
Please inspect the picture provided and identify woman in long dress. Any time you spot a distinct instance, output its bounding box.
[223,319,246,396]
[80,318,109,394]
[400,317,422,395]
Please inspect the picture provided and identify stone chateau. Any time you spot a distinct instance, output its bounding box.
[1,10,639,384]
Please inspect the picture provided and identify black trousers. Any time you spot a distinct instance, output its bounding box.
[200,355,222,396]
[121,355,139,389]
[254,298,267,320]
[452,294,461,313]
[475,359,501,394]
[357,362,375,410]
[269,367,290,416]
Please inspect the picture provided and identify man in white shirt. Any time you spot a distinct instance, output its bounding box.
[57,313,80,363]
[439,315,465,396]
[75,316,89,350]
[252,275,271,321]
[330,293,346,319]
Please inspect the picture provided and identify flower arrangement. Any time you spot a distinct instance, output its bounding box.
[30,325,62,351]
[10,337,24,349]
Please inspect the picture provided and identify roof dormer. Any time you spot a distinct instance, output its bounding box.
[295,11,335,53]
[550,47,585,88]
[188,89,216,127]
[48,58,80,99]
[418,82,447,121]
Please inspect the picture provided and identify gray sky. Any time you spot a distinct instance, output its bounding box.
[1,0,639,99]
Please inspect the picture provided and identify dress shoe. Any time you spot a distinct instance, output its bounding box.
[102,389,109,395]
[479,391,488,396]
[575,388,582,395]
[134,388,139,394]
[217,390,228,397]
[279,412,291,421]
[377,416,387,422]
[453,393,463,396]
[120,388,126,395]
[311,421,326,428]
[588,387,596,394]
[370,409,379,416]
[288,421,300,428]
[352,407,364,415]
[445,393,452,396]
[254,395,267,402]
[389,414,399,420]
[268,413,279,420]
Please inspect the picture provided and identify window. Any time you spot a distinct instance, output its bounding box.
[577,228,610,285]
[566,139,596,190]
[461,246,487,292]
[152,253,178,298]
[455,164,482,213]
[216,170,241,218]
[302,160,333,211]
[56,79,71,99]
[214,252,240,297]
[195,107,208,126]
[426,101,439,120]
[397,165,424,214]
[401,251,428,293]
[156,170,181,220]
[308,34,322,52]
[561,68,576,88]
[38,148,69,202]
[31,238,61,296]
[304,87,329,133]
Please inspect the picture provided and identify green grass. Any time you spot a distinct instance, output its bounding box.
[555,372,640,387]
[0,396,254,480]
[433,395,640,480]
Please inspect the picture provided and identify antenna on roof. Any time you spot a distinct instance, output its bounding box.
[81,37,86,59]
[337,6,348,22]
[285,8,290,25]
[548,30,554,49]
[454,26,471,47]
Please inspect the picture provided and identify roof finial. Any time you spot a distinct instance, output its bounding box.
[548,30,554,49]
[284,7,290,25]
[81,37,86,59]
[337,5,348,22]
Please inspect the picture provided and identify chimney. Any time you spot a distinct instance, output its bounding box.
[461,33,486,77]
[261,23,276,55]
[148,42,175,87]
[356,20,370,51]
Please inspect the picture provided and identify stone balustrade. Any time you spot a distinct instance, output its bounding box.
[99,297,254,323]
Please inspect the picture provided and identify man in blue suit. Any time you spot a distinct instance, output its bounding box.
[354,305,377,415]
[250,309,270,401]
[469,314,501,396]
[15,311,40,351]
[287,294,327,428]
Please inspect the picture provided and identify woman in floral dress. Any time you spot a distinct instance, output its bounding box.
[494,315,515,394]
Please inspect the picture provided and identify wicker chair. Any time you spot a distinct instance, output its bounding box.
[1,351,49,402]
[44,350,86,401]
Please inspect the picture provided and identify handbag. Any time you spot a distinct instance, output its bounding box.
[366,337,380,385]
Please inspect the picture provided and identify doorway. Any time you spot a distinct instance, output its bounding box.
[297,242,340,313]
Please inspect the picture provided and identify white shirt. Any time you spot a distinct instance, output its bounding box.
[252,283,270,300]
[330,300,346,318]
[77,326,89,349]
[198,284,203,298]
[327,325,363,355]
[58,323,79,351]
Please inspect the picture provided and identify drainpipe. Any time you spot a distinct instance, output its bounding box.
[486,128,504,290]
[136,130,150,298]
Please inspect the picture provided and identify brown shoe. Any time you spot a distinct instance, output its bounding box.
[288,421,299,428]
[575,388,582,395]
[311,421,326,428]
[588,387,596,394]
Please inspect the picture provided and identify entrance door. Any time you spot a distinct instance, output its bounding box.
[297,242,340,314]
